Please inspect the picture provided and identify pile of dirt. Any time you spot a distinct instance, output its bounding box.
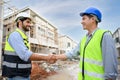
[30,62,57,80]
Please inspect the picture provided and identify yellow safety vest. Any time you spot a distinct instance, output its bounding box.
[5,28,30,51]
[2,28,31,78]
[78,29,107,80]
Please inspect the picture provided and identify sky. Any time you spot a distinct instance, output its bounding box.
[5,0,120,43]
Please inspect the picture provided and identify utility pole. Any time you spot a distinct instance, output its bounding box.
[0,0,3,69]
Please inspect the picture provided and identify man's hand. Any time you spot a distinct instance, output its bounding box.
[47,54,57,64]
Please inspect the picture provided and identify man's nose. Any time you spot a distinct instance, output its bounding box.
[81,21,83,24]
[30,23,33,27]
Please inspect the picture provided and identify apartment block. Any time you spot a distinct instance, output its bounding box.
[113,28,120,57]
[58,35,77,54]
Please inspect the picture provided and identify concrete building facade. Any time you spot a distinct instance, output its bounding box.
[58,35,77,54]
[113,28,120,57]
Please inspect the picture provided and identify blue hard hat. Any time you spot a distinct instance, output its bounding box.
[80,7,102,22]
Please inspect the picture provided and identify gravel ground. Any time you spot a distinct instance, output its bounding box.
[45,60,79,80]
[45,60,120,80]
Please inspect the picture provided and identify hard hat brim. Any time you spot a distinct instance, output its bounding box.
[80,12,90,17]
[80,12,101,22]
[15,17,31,22]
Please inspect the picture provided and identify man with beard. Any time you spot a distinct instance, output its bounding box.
[2,12,56,80]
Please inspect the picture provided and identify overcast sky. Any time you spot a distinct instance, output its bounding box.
[6,0,120,43]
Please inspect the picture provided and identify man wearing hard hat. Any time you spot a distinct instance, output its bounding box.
[2,12,56,80]
[52,7,118,80]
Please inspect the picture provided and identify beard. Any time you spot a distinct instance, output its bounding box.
[22,25,30,32]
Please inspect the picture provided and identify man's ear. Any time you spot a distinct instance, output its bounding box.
[18,20,22,26]
[91,17,96,23]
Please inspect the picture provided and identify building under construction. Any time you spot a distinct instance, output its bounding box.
[2,7,58,54]
[113,28,120,57]
[58,35,77,54]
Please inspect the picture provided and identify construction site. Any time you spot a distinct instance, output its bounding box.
[0,0,120,80]
[2,7,78,80]
[0,0,78,80]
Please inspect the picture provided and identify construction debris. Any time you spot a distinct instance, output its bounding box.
[30,62,57,80]
[30,60,79,80]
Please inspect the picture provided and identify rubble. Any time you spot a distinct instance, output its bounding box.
[30,60,79,80]
[30,62,57,80]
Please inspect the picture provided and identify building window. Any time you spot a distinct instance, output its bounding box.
[115,37,119,43]
[38,27,40,30]
[38,27,45,35]
[8,27,10,31]
[48,31,53,38]
[67,42,70,48]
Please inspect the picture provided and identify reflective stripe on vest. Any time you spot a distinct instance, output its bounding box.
[81,57,103,67]
[79,69,104,79]
[2,28,31,77]
[3,61,31,69]
[4,51,19,56]
[78,29,108,80]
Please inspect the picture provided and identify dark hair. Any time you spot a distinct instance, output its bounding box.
[16,17,30,27]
